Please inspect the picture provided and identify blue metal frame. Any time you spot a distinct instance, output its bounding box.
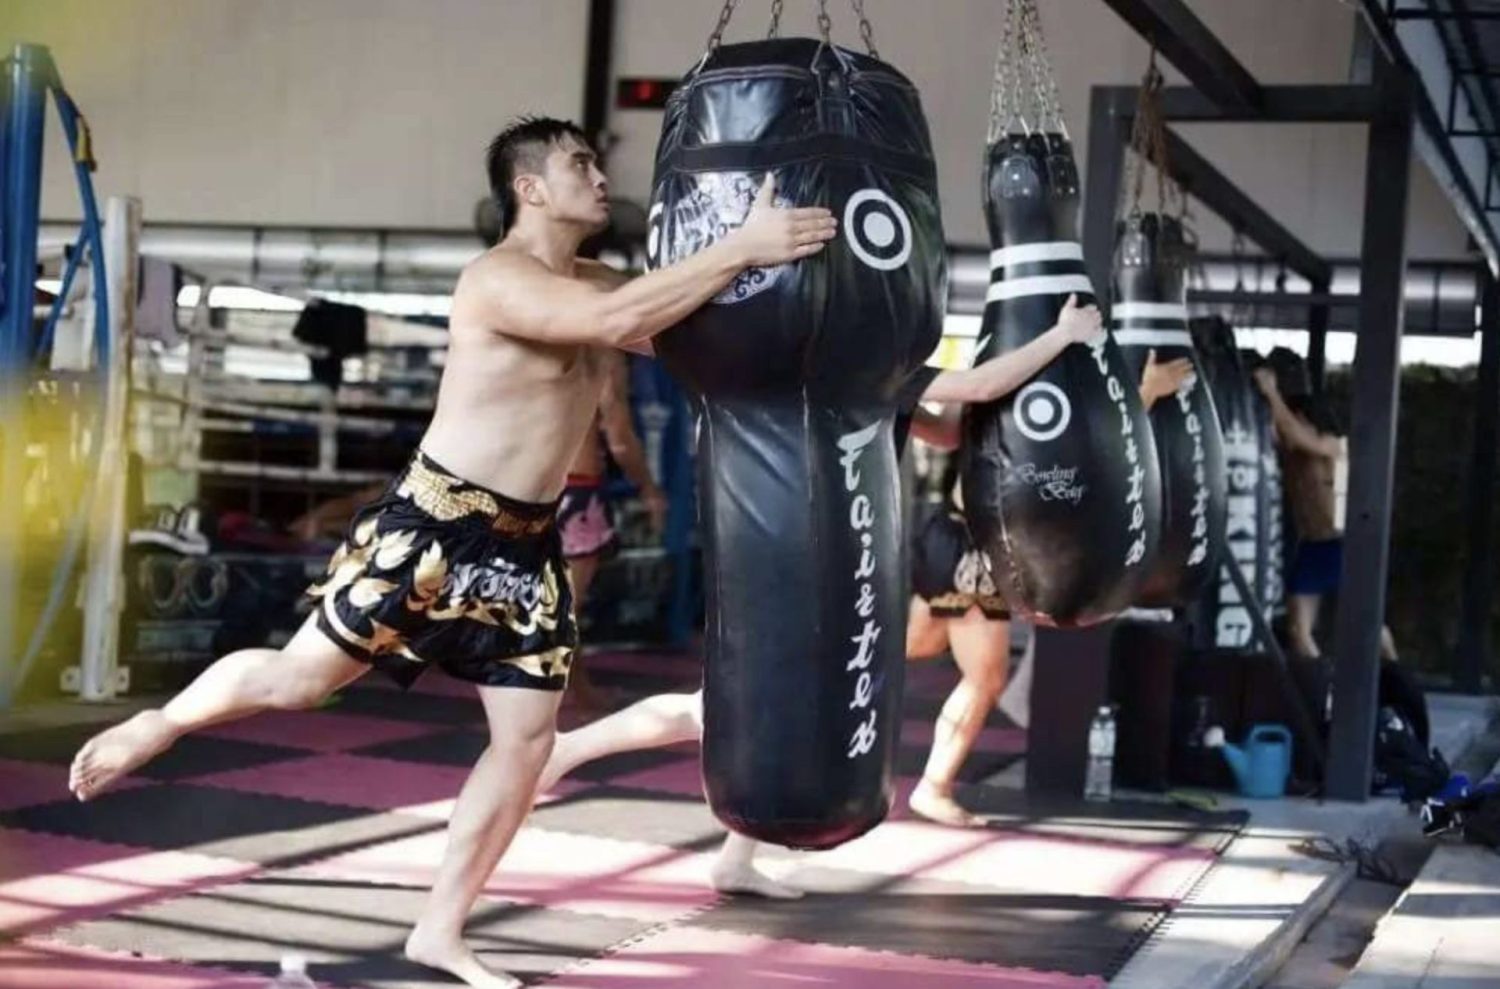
[2,45,51,373]
[0,43,112,707]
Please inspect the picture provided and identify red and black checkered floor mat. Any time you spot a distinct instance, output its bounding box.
[0,652,1243,988]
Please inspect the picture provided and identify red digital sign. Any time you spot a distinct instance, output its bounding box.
[616,78,678,110]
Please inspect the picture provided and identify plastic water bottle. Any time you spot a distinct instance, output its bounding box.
[269,955,315,988]
[1085,706,1115,802]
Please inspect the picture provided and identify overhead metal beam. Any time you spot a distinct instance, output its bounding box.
[1093,84,1380,124]
[1161,128,1332,286]
[1356,3,1500,274]
[1391,9,1500,21]
[1096,0,1263,113]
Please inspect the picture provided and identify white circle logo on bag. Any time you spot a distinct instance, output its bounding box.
[844,188,912,271]
[1014,382,1071,442]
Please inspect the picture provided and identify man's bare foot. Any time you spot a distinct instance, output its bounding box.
[709,860,804,899]
[405,926,520,989]
[908,779,983,828]
[69,711,176,801]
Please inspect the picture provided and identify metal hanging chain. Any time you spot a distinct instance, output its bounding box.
[1022,7,1051,136]
[768,0,784,38]
[987,0,1027,142]
[816,0,834,44]
[704,0,741,56]
[849,0,879,57]
[1020,0,1066,138]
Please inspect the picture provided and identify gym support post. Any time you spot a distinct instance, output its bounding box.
[0,45,50,696]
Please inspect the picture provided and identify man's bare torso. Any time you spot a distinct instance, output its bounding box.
[420,252,620,504]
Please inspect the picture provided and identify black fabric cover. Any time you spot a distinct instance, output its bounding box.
[647,39,945,849]
[1110,214,1226,608]
[960,133,1163,626]
[293,299,368,388]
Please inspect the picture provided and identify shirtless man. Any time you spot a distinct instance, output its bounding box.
[67,116,835,989]
[558,351,667,709]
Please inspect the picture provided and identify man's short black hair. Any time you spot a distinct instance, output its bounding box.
[486,116,590,235]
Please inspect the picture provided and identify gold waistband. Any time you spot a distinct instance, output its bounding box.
[395,456,555,537]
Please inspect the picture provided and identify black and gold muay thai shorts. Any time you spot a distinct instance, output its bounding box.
[911,504,1011,621]
[307,451,577,691]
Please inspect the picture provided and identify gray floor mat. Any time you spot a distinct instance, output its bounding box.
[49,871,652,987]
[3,783,437,866]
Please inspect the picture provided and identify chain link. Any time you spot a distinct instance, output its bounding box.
[989,0,1040,143]
[704,0,740,54]
[849,0,879,57]
[816,0,834,44]
[1021,0,1065,137]
[768,0,784,38]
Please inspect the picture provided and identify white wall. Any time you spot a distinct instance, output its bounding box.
[613,0,1469,259]
[15,0,1473,259]
[20,0,588,228]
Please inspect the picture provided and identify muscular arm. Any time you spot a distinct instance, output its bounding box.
[469,176,834,348]
[466,244,753,348]
[1264,389,1342,457]
[920,294,1102,404]
[577,260,654,357]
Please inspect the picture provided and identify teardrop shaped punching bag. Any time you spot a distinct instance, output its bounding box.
[1188,316,1261,649]
[1110,214,1226,607]
[960,133,1163,626]
[647,39,945,849]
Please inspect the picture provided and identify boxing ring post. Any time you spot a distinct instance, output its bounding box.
[1325,64,1416,801]
[0,44,49,681]
[1455,272,1500,693]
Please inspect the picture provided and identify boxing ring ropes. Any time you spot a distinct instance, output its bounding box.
[0,41,473,709]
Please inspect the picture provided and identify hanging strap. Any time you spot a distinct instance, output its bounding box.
[1125,48,1182,217]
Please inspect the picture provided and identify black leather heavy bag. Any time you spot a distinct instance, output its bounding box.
[1188,317,1261,649]
[1111,214,1226,608]
[1239,351,1286,618]
[647,40,945,849]
[960,134,1162,626]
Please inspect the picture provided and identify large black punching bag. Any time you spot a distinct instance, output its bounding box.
[1239,350,1286,620]
[1188,316,1261,649]
[960,132,1163,626]
[647,38,945,849]
[1111,214,1226,607]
